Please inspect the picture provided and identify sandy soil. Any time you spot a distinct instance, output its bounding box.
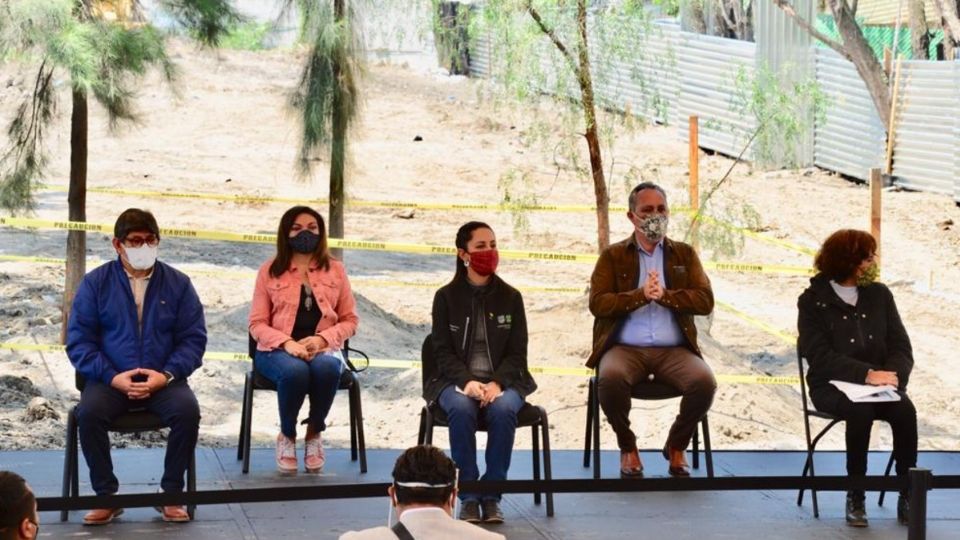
[2,39,960,458]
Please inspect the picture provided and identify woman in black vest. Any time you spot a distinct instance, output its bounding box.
[426,221,537,525]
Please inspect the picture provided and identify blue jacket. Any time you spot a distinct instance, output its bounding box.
[66,258,206,385]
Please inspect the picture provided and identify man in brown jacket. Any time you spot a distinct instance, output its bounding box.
[588,182,716,478]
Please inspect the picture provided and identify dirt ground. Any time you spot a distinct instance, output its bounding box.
[2,38,960,460]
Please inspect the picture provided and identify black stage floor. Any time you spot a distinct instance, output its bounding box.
[2,448,957,539]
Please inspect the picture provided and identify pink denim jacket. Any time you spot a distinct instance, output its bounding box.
[249,258,359,352]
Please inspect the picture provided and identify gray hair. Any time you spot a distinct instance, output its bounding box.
[627,182,668,213]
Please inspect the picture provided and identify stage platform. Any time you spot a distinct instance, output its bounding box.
[1,448,957,539]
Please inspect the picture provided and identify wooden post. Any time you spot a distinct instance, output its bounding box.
[870,168,882,275]
[689,115,699,249]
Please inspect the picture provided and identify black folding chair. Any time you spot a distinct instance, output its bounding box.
[416,335,554,517]
[796,351,895,517]
[582,366,713,479]
[237,334,369,473]
[61,373,197,522]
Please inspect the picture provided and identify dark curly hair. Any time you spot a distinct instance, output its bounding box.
[814,229,877,282]
[392,445,456,506]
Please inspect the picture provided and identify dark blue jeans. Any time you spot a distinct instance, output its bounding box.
[254,349,342,438]
[77,381,200,495]
[437,384,524,502]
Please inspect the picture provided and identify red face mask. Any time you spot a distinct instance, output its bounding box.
[468,249,499,276]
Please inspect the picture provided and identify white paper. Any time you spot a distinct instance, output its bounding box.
[829,380,901,402]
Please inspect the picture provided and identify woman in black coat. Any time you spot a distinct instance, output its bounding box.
[427,221,537,525]
[797,229,916,528]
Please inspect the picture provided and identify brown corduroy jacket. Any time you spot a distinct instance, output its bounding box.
[587,234,714,368]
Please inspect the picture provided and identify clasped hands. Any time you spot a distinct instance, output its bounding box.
[642,270,664,302]
[462,380,503,407]
[111,368,167,400]
[283,335,329,360]
[865,369,899,387]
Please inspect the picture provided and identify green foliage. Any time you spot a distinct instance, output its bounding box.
[731,63,827,169]
[497,168,540,234]
[220,21,274,51]
[156,0,244,47]
[286,1,364,178]
[0,0,240,213]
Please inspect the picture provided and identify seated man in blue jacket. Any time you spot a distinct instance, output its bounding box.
[66,208,206,525]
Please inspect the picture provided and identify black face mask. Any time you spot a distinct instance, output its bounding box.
[289,230,320,253]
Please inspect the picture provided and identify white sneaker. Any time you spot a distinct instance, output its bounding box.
[276,433,297,474]
[304,433,325,473]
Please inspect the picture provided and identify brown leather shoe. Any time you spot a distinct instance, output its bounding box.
[665,446,690,477]
[619,449,644,478]
[160,505,191,523]
[83,508,123,526]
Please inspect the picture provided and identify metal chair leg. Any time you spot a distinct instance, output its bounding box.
[541,410,555,517]
[61,407,78,522]
[878,452,896,506]
[352,382,367,473]
[591,377,601,480]
[187,451,197,519]
[583,379,594,468]
[692,423,700,469]
[531,423,541,506]
[702,415,714,478]
[241,373,254,474]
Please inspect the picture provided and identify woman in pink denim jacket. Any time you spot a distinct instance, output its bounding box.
[249,206,359,474]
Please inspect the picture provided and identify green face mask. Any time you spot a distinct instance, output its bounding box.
[857,262,880,287]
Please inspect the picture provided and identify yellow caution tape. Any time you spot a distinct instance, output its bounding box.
[1,217,814,276]
[0,341,798,384]
[715,300,798,346]
[42,185,814,255]
[42,185,646,213]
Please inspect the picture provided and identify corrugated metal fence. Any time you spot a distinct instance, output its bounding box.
[468,17,960,202]
[812,48,886,181]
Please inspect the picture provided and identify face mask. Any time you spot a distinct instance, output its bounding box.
[467,249,499,276]
[636,213,669,243]
[124,244,158,270]
[289,230,320,253]
[857,262,879,287]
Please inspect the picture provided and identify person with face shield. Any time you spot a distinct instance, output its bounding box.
[424,222,537,524]
[588,182,716,479]
[0,471,39,540]
[339,445,504,539]
[797,229,916,527]
[249,206,359,475]
[66,208,206,524]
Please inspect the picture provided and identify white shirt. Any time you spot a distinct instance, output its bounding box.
[830,280,858,306]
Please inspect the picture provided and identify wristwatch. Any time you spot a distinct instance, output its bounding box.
[164,371,175,386]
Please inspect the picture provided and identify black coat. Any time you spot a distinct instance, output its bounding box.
[797,273,913,397]
[424,274,537,403]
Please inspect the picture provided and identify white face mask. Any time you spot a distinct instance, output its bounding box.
[124,244,158,270]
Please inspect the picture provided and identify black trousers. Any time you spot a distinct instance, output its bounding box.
[811,385,917,491]
[77,381,200,495]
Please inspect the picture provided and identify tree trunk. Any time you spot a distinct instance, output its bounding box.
[575,1,609,252]
[61,90,88,343]
[934,0,960,58]
[827,0,892,128]
[909,0,930,59]
[328,0,346,260]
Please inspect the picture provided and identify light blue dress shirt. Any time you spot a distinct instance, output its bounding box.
[615,240,684,348]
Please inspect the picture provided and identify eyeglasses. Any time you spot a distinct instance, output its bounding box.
[123,235,159,248]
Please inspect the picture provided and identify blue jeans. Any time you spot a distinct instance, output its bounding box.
[437,384,524,502]
[77,381,200,495]
[254,349,342,438]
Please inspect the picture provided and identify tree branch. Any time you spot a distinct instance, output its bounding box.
[773,0,852,61]
[933,0,960,43]
[525,3,581,77]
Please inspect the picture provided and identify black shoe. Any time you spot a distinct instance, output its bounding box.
[458,500,481,523]
[845,492,868,528]
[481,499,504,524]
[897,494,909,526]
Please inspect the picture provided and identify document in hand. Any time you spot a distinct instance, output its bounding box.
[829,380,901,402]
